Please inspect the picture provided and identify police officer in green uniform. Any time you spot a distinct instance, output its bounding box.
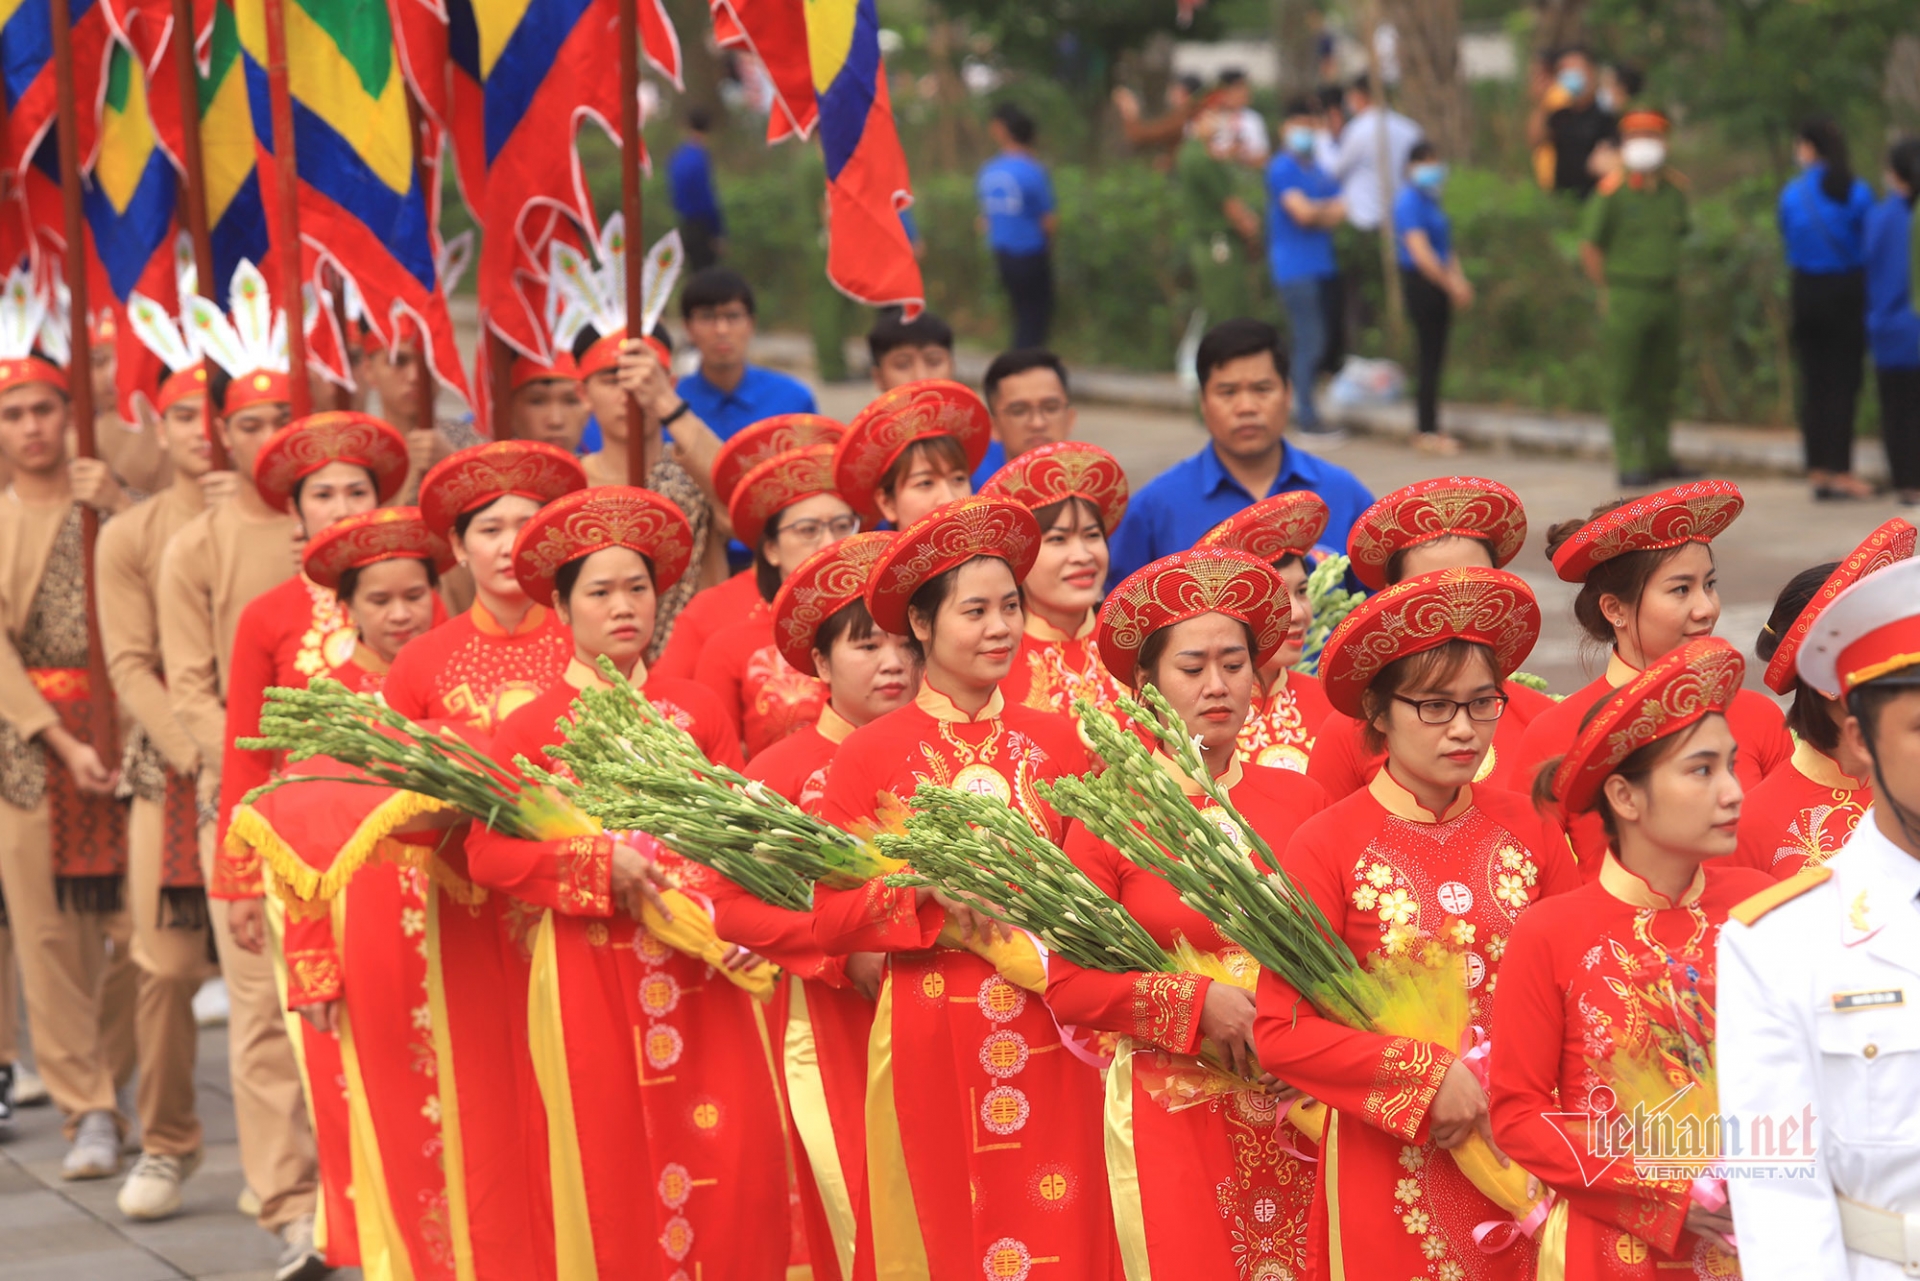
[1178,101,1263,333]
[1580,109,1690,486]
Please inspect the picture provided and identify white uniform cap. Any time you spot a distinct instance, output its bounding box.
[1796,556,1920,698]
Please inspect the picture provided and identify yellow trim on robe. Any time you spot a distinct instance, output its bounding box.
[1536,1196,1571,1281]
[261,885,330,1254]
[785,981,858,1281]
[1102,1038,1150,1281]
[1324,1111,1344,1281]
[1791,735,1868,791]
[863,973,931,1280]
[423,892,478,1281]
[337,973,414,1281]
[527,912,598,1278]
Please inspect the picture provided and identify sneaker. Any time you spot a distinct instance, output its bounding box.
[117,1150,202,1221]
[61,1111,121,1180]
[193,978,230,1028]
[275,1213,330,1281]
[12,1063,48,1106]
[237,1186,263,1218]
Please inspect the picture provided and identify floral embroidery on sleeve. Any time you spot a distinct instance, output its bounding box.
[1128,972,1203,1053]
[557,834,614,917]
[1364,1037,1453,1142]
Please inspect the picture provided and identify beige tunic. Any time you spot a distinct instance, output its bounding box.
[99,482,206,779]
[156,501,298,771]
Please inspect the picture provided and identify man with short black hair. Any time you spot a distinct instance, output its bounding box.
[1106,318,1372,586]
[669,108,724,270]
[977,103,1057,349]
[674,267,818,441]
[867,308,955,391]
[977,348,1075,486]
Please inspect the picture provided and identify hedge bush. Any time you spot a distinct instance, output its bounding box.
[599,142,1833,428]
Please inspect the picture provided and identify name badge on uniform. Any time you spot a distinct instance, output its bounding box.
[1831,988,1906,1013]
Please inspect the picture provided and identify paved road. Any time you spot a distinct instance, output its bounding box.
[2,369,1905,1279]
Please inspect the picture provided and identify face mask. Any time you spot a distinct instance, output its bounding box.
[1596,86,1618,113]
[1558,68,1588,98]
[1621,138,1666,174]
[1285,125,1316,156]
[1410,162,1447,192]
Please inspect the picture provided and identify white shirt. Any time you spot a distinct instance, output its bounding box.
[1719,813,1920,1279]
[1331,106,1422,230]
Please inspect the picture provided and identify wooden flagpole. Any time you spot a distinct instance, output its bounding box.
[406,94,437,438]
[169,0,233,469]
[618,0,644,487]
[49,0,118,757]
[260,0,311,417]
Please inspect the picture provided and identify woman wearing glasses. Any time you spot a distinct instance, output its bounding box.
[1253,567,1579,1281]
[694,442,861,758]
[979,441,1130,716]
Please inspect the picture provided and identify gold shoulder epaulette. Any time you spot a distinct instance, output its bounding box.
[1731,866,1832,926]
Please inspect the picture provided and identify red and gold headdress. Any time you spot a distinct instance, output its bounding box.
[979,441,1129,532]
[129,259,292,414]
[710,413,847,504]
[1196,490,1329,567]
[1318,567,1541,717]
[507,350,581,391]
[1550,481,1743,584]
[865,496,1040,636]
[1797,557,1920,698]
[0,265,69,395]
[418,440,587,540]
[773,532,898,675]
[548,217,684,378]
[1346,477,1525,591]
[302,507,455,590]
[729,445,844,550]
[1096,548,1288,685]
[833,380,991,522]
[254,412,409,513]
[512,486,694,606]
[1552,637,1744,814]
[1763,517,1916,695]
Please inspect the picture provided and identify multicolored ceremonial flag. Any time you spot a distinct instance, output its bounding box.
[447,0,679,361]
[232,0,467,395]
[805,0,921,313]
[198,0,268,297]
[84,38,181,416]
[709,0,811,141]
[1,0,109,175]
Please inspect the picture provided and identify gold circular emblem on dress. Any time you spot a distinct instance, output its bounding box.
[920,970,946,1000]
[1614,1235,1649,1264]
[691,1101,720,1129]
[585,922,609,947]
[1036,1173,1067,1201]
[952,763,1013,804]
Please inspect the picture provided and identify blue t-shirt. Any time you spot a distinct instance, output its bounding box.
[1394,185,1451,270]
[971,437,1008,491]
[1777,164,1873,274]
[976,153,1055,256]
[1264,153,1339,284]
[675,365,818,441]
[1865,193,1920,370]
[668,142,722,230]
[1106,441,1374,589]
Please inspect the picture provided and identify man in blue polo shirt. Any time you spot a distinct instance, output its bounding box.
[1267,96,1347,438]
[668,109,724,271]
[674,267,818,442]
[1108,317,1373,587]
[976,103,1057,350]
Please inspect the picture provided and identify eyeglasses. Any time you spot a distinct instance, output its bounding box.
[691,306,752,327]
[1391,693,1509,725]
[779,515,862,542]
[1000,398,1070,425]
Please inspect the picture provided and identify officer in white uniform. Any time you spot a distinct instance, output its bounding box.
[1720,555,1920,1279]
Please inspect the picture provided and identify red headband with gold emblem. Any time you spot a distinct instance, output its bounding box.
[833,379,991,521]
[979,440,1129,532]
[1550,481,1744,584]
[865,495,1040,636]
[711,413,847,504]
[1763,517,1917,695]
[729,445,844,550]
[0,356,68,395]
[254,412,409,512]
[154,363,210,414]
[1347,477,1526,591]
[512,485,694,606]
[1552,637,1744,815]
[1096,548,1288,685]
[1319,567,1542,718]
[419,440,588,540]
[575,328,671,381]
[508,350,581,392]
[1197,490,1329,567]
[773,532,898,675]
[302,506,455,590]
[222,369,292,414]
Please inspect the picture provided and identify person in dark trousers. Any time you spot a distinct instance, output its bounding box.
[668,109,724,271]
[1528,47,1617,198]
[1266,96,1346,438]
[976,103,1058,350]
[1394,141,1474,456]
[1779,117,1877,500]
[1580,109,1690,487]
[1867,138,1920,505]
